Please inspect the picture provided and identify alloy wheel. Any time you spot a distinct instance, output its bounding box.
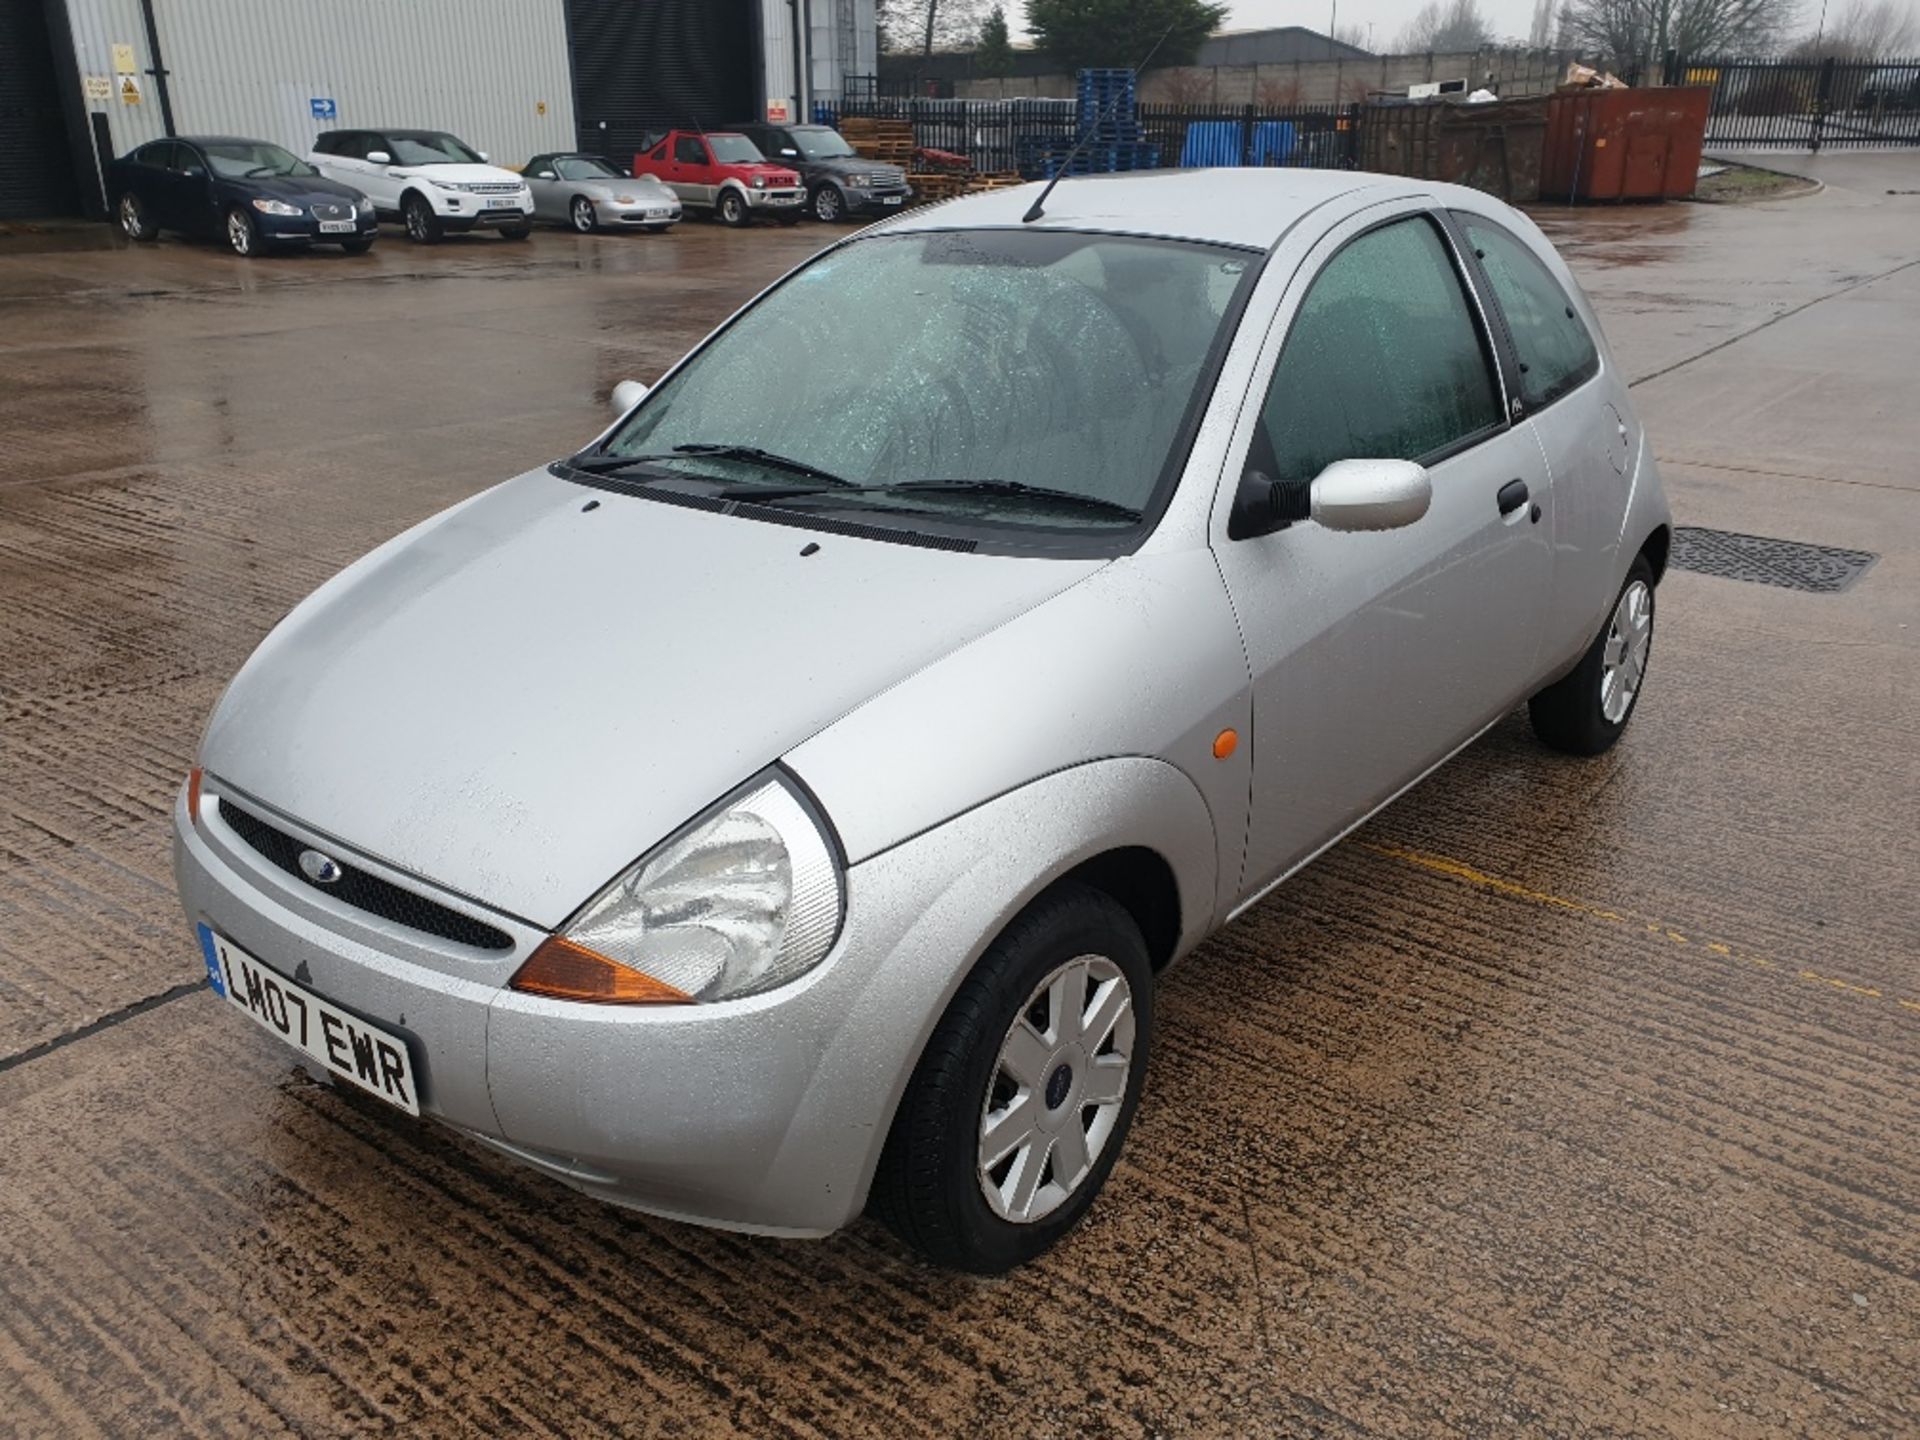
[120,195,142,238]
[977,953,1134,1224]
[1600,578,1652,723]
[814,186,842,222]
[227,210,253,256]
[406,198,429,242]
[571,196,595,232]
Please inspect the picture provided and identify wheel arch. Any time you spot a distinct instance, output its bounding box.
[1044,846,1182,973]
[1639,523,1672,585]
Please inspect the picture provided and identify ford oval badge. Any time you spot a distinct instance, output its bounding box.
[298,848,344,885]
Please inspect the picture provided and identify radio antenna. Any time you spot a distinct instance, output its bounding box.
[1023,24,1175,224]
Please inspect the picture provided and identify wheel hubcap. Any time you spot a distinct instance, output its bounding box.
[978,954,1134,1225]
[573,199,592,230]
[1600,579,1652,723]
[818,190,839,220]
[121,197,138,234]
[228,214,249,253]
[408,204,425,239]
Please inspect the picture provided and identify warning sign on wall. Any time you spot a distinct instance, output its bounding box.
[112,43,136,73]
[84,75,112,102]
[120,75,142,105]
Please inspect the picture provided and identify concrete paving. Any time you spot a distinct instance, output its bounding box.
[1,164,1916,1437]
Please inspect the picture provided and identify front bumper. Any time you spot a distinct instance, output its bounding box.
[593,197,681,226]
[258,214,379,244]
[845,185,913,213]
[746,188,805,209]
[173,776,972,1236]
[428,192,533,226]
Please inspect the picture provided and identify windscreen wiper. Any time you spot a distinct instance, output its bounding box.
[566,444,853,487]
[733,477,1142,521]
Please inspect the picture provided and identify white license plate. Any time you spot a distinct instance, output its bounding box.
[882,196,904,205]
[485,199,522,209]
[647,208,670,218]
[199,925,420,1116]
[317,220,355,233]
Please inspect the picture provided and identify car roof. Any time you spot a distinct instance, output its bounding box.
[176,135,270,147]
[872,168,1424,250]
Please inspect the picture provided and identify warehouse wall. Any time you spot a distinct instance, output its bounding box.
[60,0,577,167]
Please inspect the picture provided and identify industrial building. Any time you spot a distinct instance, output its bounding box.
[3,0,876,221]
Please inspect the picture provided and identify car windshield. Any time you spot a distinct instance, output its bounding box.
[558,157,620,180]
[599,230,1256,537]
[795,129,856,159]
[707,135,763,163]
[389,133,483,165]
[204,141,314,179]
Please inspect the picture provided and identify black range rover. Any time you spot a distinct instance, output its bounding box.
[728,122,911,222]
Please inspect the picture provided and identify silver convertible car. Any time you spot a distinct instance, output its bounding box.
[176,169,1669,1272]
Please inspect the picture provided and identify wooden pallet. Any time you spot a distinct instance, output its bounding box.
[839,117,916,165]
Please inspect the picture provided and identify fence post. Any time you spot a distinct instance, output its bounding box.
[1241,103,1256,164]
[1812,56,1835,151]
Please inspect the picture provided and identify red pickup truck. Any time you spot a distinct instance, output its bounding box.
[633,131,805,227]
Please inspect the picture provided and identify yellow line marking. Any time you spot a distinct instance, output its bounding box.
[1361,840,1908,1018]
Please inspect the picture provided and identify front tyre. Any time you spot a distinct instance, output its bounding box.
[569,196,597,233]
[870,883,1152,1273]
[403,192,442,244]
[340,237,373,255]
[500,221,533,241]
[717,189,749,227]
[225,207,260,257]
[811,184,845,223]
[1529,555,1656,755]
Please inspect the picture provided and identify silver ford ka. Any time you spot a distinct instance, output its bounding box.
[175,169,1669,1272]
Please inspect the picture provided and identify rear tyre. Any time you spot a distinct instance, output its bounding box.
[225,207,260,257]
[717,190,749,227]
[403,192,442,244]
[869,883,1152,1273]
[119,193,158,242]
[570,196,597,233]
[1529,555,1656,756]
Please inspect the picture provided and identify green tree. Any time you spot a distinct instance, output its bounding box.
[976,5,1016,75]
[1026,0,1230,71]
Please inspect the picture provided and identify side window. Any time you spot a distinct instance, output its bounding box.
[312,133,339,156]
[1252,216,1503,485]
[675,136,708,165]
[133,141,169,167]
[648,141,668,162]
[1458,213,1598,409]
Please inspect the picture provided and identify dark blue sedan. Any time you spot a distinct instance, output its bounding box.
[110,135,379,257]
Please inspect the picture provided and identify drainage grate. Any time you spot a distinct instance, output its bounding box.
[1669,527,1877,594]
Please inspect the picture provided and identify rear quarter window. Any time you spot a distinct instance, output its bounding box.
[1458,213,1599,409]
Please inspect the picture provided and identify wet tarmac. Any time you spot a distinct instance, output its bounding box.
[3,169,1917,1437]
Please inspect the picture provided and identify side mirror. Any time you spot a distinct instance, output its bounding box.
[534,170,556,179]
[367,150,391,164]
[1309,459,1432,532]
[611,379,648,415]
[478,150,490,162]
[1228,458,1430,539]
[781,147,799,156]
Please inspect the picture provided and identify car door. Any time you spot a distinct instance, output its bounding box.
[1452,209,1621,675]
[335,133,397,212]
[523,155,560,219]
[672,135,712,206]
[170,141,222,237]
[1211,204,1555,903]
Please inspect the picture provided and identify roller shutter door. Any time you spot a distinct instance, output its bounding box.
[0,0,82,219]
[565,0,759,165]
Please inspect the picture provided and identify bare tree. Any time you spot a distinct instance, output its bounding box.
[1332,22,1374,49]
[1556,0,1799,66]
[879,0,991,56]
[1398,0,1497,50]
[1530,0,1558,45]
[1794,0,1916,55]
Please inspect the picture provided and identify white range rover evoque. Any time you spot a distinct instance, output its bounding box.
[309,127,533,243]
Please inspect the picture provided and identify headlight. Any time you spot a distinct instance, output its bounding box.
[510,774,842,1005]
[355,196,374,214]
[613,194,636,203]
[431,179,461,191]
[752,176,767,188]
[251,198,303,216]
[847,174,871,187]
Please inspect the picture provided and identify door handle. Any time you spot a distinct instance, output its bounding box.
[1497,479,1529,516]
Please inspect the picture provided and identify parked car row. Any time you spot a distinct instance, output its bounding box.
[109,122,905,257]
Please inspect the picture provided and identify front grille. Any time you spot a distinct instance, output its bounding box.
[463,182,523,195]
[217,798,515,951]
[1670,527,1877,593]
[311,201,349,220]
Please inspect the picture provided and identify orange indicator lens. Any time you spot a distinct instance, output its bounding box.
[509,936,693,1005]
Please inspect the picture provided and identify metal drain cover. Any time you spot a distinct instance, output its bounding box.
[1669,527,1877,593]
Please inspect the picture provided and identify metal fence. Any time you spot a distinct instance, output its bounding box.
[834,92,1360,177]
[1670,53,1920,148]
